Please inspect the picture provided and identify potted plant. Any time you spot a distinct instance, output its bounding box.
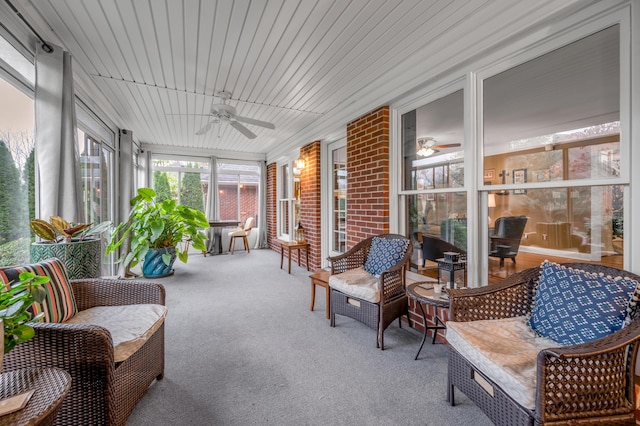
[0,271,48,368]
[106,187,208,278]
[30,217,111,280]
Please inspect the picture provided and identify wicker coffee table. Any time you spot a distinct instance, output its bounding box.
[0,367,71,426]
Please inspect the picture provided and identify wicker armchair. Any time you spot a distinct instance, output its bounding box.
[3,278,166,426]
[447,263,640,426]
[328,234,413,349]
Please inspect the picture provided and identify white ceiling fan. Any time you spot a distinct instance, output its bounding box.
[416,137,461,157]
[196,91,275,139]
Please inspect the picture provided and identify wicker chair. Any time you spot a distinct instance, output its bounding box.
[328,234,413,349]
[3,278,166,426]
[447,263,640,426]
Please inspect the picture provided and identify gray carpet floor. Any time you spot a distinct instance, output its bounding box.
[126,248,493,426]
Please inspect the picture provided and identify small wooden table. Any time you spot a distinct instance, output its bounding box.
[309,270,331,319]
[0,367,71,426]
[278,240,310,274]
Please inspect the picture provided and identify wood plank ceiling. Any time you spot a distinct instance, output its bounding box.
[22,0,588,157]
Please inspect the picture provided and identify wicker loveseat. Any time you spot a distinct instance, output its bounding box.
[328,234,413,349]
[2,259,166,426]
[446,262,640,426]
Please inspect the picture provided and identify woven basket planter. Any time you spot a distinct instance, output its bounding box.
[31,239,101,280]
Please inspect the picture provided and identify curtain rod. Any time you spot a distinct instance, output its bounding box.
[5,0,53,53]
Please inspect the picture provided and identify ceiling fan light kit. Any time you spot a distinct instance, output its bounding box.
[416,137,461,157]
[195,91,276,139]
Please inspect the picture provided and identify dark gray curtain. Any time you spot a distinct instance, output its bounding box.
[35,43,83,222]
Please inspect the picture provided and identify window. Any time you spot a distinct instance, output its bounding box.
[77,127,115,276]
[277,163,292,239]
[402,89,466,261]
[217,162,259,224]
[482,25,623,278]
[152,157,209,211]
[330,145,347,254]
[0,65,34,267]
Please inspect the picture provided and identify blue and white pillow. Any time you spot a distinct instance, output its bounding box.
[527,261,637,346]
[363,236,409,277]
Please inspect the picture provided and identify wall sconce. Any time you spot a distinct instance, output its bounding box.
[294,157,305,170]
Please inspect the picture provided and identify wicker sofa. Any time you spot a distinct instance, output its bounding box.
[328,234,413,349]
[2,259,166,426]
[446,262,640,426]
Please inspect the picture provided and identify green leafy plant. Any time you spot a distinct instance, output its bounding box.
[30,216,111,244]
[106,187,209,268]
[1,271,48,353]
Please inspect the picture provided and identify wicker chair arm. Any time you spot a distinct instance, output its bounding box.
[534,320,640,423]
[448,267,540,322]
[328,239,370,274]
[4,323,115,373]
[71,278,166,310]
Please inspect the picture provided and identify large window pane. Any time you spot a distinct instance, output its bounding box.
[483,26,620,186]
[482,25,622,280]
[217,162,259,225]
[152,158,209,210]
[489,185,623,276]
[332,146,347,254]
[0,77,34,266]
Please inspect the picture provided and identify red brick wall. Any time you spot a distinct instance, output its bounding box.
[300,141,321,270]
[266,162,277,250]
[218,183,257,225]
[346,106,390,248]
[408,298,449,344]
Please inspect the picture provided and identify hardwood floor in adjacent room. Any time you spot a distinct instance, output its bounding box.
[487,250,623,284]
[415,250,624,285]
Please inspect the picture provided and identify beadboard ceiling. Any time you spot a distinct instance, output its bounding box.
[15,0,592,159]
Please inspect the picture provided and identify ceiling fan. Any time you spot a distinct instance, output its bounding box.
[196,91,275,139]
[416,137,461,157]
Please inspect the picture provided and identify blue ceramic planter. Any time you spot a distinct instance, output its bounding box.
[142,247,176,278]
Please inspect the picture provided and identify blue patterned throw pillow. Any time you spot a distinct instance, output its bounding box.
[363,236,409,277]
[527,261,637,346]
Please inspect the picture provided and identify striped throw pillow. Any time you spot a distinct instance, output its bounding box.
[0,258,78,323]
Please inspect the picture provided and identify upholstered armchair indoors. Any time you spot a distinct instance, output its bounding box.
[419,234,466,276]
[489,215,528,267]
[228,217,254,254]
[328,234,413,349]
[1,258,166,426]
[446,261,640,426]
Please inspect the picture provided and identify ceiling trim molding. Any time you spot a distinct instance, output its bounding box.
[140,143,266,162]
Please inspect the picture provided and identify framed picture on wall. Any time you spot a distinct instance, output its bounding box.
[512,168,527,194]
[483,169,495,180]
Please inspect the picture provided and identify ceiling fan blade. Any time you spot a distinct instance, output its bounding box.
[195,120,214,135]
[230,121,257,139]
[233,115,275,130]
[432,143,462,149]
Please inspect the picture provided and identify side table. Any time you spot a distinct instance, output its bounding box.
[278,239,310,274]
[309,270,331,319]
[0,367,71,426]
[406,282,449,360]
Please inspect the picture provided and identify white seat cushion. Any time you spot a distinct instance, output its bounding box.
[328,267,380,303]
[446,316,560,410]
[65,304,167,362]
[228,228,246,237]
